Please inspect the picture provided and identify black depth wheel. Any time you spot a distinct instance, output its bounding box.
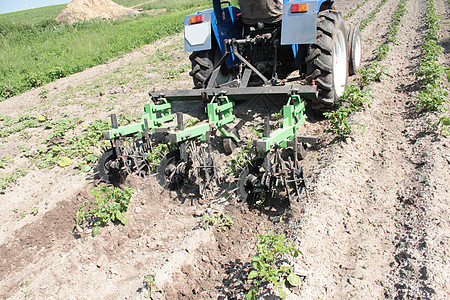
[237,158,265,202]
[97,148,121,184]
[157,150,184,190]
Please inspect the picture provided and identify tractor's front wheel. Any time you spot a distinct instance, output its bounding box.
[306,10,348,111]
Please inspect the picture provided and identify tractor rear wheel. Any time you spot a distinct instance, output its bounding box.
[347,26,361,76]
[306,10,348,111]
[189,45,229,88]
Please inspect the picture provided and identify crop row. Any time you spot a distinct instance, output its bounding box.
[344,0,370,19]
[359,0,389,31]
[325,0,409,140]
[416,0,449,134]
[372,0,407,60]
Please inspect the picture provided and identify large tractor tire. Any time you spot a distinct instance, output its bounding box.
[306,10,348,111]
[189,45,229,89]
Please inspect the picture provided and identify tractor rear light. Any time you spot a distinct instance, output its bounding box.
[190,15,204,24]
[291,3,308,13]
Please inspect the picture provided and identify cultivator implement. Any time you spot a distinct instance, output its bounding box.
[97,83,316,205]
[96,0,363,204]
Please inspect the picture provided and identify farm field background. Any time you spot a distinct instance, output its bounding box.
[0,0,211,100]
[0,0,449,299]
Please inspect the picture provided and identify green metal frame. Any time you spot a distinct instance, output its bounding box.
[103,97,174,140]
[255,93,306,152]
[168,94,239,143]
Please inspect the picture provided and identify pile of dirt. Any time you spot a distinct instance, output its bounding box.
[55,0,138,24]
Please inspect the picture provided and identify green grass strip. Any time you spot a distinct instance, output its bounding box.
[0,5,208,101]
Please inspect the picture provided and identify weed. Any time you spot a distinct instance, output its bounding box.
[202,211,234,232]
[0,114,42,140]
[183,118,199,128]
[0,4,209,100]
[430,115,450,136]
[22,281,31,297]
[246,232,302,299]
[0,169,27,194]
[225,140,256,176]
[75,185,134,236]
[0,157,12,168]
[39,87,47,99]
[142,274,162,299]
[146,143,170,172]
[22,118,111,169]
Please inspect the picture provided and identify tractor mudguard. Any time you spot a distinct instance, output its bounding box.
[281,0,319,45]
[184,6,242,68]
[184,9,213,53]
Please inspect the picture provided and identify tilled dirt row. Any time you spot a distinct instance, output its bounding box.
[0,0,448,299]
[291,0,449,298]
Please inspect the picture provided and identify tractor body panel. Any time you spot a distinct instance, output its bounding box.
[280,0,319,45]
[184,5,242,67]
[184,0,333,68]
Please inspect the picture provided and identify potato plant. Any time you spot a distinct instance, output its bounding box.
[415,0,449,118]
[246,232,301,299]
[76,185,135,236]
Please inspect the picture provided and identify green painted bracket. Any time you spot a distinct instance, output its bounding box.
[255,94,306,152]
[168,94,239,143]
[103,97,174,140]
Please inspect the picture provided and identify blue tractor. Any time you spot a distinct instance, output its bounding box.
[184,0,361,110]
[97,0,362,202]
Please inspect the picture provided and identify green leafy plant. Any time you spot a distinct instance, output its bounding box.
[373,43,390,61]
[202,211,234,232]
[246,232,302,300]
[414,0,449,115]
[417,86,449,112]
[358,62,389,87]
[430,115,450,136]
[324,85,373,140]
[39,87,47,99]
[0,157,12,168]
[0,169,27,194]
[75,185,135,236]
[359,0,388,31]
[225,140,256,176]
[344,0,369,19]
[142,274,162,299]
[146,143,170,171]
